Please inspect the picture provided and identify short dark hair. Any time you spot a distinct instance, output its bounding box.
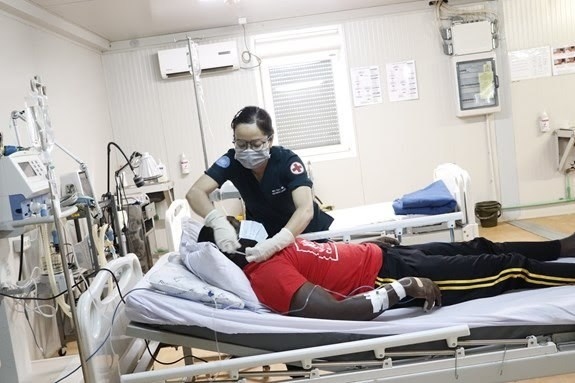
[231,106,274,136]
[197,225,257,250]
[197,218,257,269]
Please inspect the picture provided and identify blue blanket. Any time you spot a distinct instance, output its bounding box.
[392,180,457,215]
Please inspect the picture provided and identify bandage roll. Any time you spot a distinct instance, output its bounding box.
[365,289,389,313]
[390,280,407,300]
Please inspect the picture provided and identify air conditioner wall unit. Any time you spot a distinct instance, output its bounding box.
[198,41,240,73]
[157,41,239,79]
[158,47,190,79]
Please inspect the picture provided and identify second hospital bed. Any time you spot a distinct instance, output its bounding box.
[189,162,478,245]
[299,163,479,243]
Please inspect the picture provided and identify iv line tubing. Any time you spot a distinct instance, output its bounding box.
[186,37,210,170]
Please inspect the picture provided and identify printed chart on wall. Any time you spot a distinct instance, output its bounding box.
[508,46,552,81]
[350,66,382,107]
[552,44,575,76]
[386,60,419,102]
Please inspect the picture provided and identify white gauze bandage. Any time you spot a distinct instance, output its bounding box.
[390,281,407,300]
[364,289,389,313]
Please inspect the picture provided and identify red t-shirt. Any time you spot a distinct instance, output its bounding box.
[243,239,383,314]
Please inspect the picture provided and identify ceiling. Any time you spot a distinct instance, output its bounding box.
[27,0,423,43]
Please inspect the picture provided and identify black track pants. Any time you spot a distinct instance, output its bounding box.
[376,237,575,306]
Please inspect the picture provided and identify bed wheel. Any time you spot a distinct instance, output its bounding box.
[58,347,67,356]
[263,365,270,372]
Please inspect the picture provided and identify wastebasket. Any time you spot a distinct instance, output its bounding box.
[474,201,502,228]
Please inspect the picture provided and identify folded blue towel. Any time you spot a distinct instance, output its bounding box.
[392,180,457,215]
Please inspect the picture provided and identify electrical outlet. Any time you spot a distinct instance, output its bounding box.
[238,17,247,25]
[12,236,31,253]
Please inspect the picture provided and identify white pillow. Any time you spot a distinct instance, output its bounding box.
[179,217,203,253]
[181,241,263,311]
[148,254,245,309]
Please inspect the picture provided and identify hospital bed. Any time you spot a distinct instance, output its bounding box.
[300,163,479,243]
[77,251,575,383]
[74,167,571,383]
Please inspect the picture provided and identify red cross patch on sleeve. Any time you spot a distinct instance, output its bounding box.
[290,161,304,175]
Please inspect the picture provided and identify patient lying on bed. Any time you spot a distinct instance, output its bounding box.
[197,220,575,321]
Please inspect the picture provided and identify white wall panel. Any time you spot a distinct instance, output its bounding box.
[0,12,112,198]
[501,0,575,218]
[503,0,575,51]
[102,6,499,212]
[0,9,112,379]
[102,39,260,200]
[345,11,493,205]
[101,0,575,219]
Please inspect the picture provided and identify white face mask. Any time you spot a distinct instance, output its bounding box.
[235,148,271,169]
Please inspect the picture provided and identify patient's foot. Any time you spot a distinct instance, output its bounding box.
[559,232,575,257]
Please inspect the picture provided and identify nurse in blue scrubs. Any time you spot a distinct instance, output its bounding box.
[186,106,333,262]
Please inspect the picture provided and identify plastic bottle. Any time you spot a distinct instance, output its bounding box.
[157,160,168,182]
[40,203,48,217]
[539,111,550,133]
[180,153,190,175]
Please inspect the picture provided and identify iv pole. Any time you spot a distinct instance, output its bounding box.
[12,108,103,271]
[26,76,90,381]
[185,37,210,170]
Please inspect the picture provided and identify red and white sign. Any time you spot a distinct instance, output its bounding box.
[290,162,304,175]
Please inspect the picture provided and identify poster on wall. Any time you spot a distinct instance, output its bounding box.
[508,46,552,81]
[552,45,575,76]
[350,66,382,107]
[386,60,419,102]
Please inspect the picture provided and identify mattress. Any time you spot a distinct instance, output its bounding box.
[329,202,411,228]
[125,253,575,336]
[300,202,463,241]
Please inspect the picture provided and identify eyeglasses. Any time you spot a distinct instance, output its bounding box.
[233,136,271,151]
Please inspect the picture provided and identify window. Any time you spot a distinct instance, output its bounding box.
[255,26,355,160]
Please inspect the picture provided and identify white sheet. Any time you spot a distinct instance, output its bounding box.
[125,253,575,336]
[327,202,462,229]
[300,202,463,241]
[299,163,476,242]
[329,202,415,228]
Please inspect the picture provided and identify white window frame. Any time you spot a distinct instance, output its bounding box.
[255,26,356,161]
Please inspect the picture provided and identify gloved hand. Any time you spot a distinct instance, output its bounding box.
[245,228,294,263]
[204,209,240,253]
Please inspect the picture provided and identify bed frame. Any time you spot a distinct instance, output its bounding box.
[76,255,575,383]
[300,163,479,243]
[165,199,192,252]
[76,254,158,383]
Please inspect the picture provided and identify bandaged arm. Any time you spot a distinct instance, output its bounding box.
[245,186,313,262]
[289,277,442,321]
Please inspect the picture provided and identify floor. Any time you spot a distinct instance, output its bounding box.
[70,215,575,382]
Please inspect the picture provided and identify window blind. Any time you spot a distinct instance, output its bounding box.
[268,59,341,150]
